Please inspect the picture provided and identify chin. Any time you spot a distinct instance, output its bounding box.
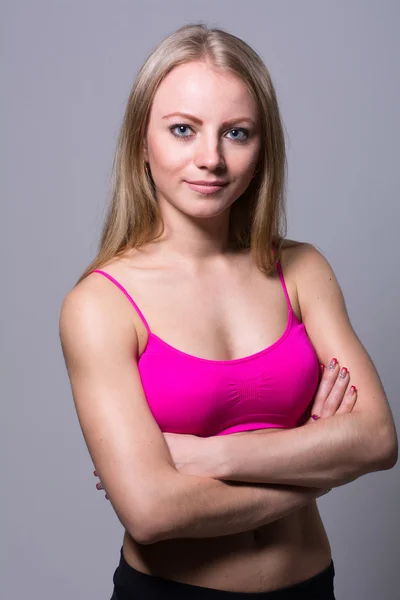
[182,201,232,219]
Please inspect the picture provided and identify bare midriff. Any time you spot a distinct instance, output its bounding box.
[121,429,332,594]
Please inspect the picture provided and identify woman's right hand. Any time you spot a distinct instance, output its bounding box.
[301,358,358,498]
[303,358,358,426]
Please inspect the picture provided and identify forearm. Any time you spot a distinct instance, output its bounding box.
[144,471,326,544]
[212,413,393,488]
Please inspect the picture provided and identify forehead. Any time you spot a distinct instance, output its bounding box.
[150,61,257,120]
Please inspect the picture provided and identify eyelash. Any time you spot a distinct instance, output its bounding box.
[169,123,250,143]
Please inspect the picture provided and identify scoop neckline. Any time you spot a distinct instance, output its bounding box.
[142,308,296,365]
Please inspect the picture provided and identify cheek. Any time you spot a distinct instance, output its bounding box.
[150,137,190,176]
[229,153,258,184]
[225,140,260,172]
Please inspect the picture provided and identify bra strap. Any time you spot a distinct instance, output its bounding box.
[276,261,293,313]
[90,270,152,334]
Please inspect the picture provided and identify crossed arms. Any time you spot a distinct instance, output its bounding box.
[60,244,397,544]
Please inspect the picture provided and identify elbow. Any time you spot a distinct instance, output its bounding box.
[380,439,398,471]
[116,512,154,546]
[134,528,158,546]
[111,497,170,546]
[126,512,165,546]
[137,530,168,546]
[126,470,182,545]
[106,469,180,545]
[130,514,157,545]
[135,515,174,546]
[132,495,176,546]
[371,424,398,472]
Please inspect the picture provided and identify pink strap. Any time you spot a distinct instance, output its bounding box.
[276,261,293,313]
[90,270,151,333]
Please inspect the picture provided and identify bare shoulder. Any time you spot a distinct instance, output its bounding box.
[277,240,337,320]
[279,240,333,283]
[276,238,308,268]
[279,238,324,266]
[59,269,139,361]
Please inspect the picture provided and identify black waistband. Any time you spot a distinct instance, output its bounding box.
[112,546,335,599]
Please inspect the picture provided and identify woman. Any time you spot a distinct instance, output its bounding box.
[59,23,398,599]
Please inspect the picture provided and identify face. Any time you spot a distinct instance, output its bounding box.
[143,60,261,221]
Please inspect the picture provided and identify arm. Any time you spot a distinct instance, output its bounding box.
[59,274,327,546]
[208,244,398,488]
[150,478,329,544]
[209,413,392,488]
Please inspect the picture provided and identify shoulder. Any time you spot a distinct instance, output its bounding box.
[61,252,140,323]
[279,240,341,320]
[59,268,138,362]
[279,239,333,280]
[60,268,128,328]
[277,238,327,281]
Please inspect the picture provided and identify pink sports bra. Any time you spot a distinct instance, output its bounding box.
[90,262,319,436]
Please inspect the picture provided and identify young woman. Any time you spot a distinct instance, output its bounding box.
[59,23,397,599]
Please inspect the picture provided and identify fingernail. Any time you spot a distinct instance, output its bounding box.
[350,385,357,395]
[339,367,348,379]
[93,470,97,477]
[329,358,337,369]
[312,414,320,420]
[105,495,109,500]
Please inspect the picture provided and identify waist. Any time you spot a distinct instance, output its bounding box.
[121,501,332,594]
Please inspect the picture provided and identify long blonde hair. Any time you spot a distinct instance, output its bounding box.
[77,22,288,284]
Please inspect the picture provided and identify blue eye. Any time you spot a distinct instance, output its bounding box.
[169,124,193,139]
[169,124,250,143]
[226,129,249,142]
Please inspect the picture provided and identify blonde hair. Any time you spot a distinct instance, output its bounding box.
[77,22,288,284]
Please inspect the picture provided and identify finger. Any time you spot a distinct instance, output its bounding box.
[310,360,340,416]
[335,385,358,414]
[320,367,350,417]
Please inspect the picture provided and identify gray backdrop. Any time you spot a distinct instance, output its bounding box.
[3,1,399,598]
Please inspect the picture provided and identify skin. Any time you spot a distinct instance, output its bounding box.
[96,362,357,482]
[122,59,336,581]
[62,59,396,593]
[141,59,261,261]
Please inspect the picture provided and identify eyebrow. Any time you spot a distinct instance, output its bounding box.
[161,112,257,128]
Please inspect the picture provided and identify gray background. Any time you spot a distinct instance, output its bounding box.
[3,0,399,598]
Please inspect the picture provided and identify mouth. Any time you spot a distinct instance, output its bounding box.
[185,181,228,195]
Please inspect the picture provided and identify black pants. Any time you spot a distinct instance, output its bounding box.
[110,546,336,599]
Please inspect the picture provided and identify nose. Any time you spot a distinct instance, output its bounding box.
[194,133,226,171]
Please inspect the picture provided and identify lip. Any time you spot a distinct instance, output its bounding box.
[187,180,229,185]
[185,180,228,195]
